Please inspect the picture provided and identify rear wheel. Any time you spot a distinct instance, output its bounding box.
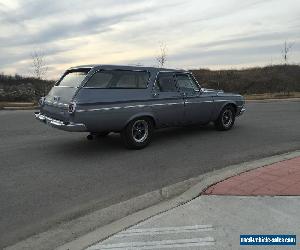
[121,117,153,149]
[215,106,236,131]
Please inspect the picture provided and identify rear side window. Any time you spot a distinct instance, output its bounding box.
[156,72,177,92]
[85,70,149,89]
[57,69,89,87]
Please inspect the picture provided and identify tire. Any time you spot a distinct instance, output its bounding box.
[121,117,153,149]
[215,105,236,131]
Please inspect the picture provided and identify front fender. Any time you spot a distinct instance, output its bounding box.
[212,99,238,121]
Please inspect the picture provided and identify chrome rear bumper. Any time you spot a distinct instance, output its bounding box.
[34,112,86,132]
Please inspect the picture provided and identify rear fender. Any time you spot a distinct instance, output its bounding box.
[124,112,157,129]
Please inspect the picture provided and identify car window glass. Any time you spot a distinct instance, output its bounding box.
[116,73,137,88]
[176,74,199,92]
[85,70,148,88]
[58,71,88,87]
[86,72,112,88]
[137,73,150,88]
[157,73,177,92]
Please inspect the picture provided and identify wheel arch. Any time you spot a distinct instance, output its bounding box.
[213,101,237,121]
[220,102,238,115]
[214,101,237,131]
[124,112,157,130]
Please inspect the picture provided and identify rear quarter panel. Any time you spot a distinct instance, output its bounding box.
[73,88,157,132]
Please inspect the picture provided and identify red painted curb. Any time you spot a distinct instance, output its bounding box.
[203,157,300,196]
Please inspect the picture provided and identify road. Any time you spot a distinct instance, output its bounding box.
[0,100,299,248]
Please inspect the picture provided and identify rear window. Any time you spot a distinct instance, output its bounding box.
[57,69,89,87]
[85,70,149,89]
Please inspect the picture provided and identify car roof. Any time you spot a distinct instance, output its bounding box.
[68,64,188,73]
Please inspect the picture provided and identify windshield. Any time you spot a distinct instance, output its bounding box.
[57,69,89,87]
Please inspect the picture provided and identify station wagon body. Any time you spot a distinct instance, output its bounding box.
[35,65,245,148]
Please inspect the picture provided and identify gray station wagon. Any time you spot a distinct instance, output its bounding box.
[35,65,245,149]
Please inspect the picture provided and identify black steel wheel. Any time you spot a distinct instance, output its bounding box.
[121,117,153,149]
[215,105,236,131]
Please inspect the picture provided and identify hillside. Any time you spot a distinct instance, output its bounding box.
[191,64,300,95]
[0,73,54,102]
[0,65,299,102]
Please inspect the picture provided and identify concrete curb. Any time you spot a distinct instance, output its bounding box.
[1,106,38,110]
[246,97,300,102]
[6,150,300,250]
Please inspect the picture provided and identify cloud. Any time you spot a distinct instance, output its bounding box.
[0,0,65,24]
[189,29,300,51]
[0,0,151,23]
[0,0,185,48]
[0,6,151,46]
[0,0,299,78]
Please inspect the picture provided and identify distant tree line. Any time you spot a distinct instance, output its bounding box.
[191,64,300,95]
[0,64,300,102]
[0,73,54,102]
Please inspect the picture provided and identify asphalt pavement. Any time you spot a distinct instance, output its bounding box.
[0,100,300,248]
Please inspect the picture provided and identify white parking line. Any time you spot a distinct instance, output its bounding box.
[115,225,214,237]
[88,237,215,250]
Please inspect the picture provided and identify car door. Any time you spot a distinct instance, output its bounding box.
[175,73,214,124]
[151,72,185,127]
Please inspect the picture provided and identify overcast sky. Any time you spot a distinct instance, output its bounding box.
[0,0,299,79]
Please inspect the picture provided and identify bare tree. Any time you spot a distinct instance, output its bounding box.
[31,49,49,97]
[156,43,167,68]
[281,41,295,95]
[31,49,48,80]
[282,41,294,65]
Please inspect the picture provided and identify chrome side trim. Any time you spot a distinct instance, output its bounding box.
[185,100,213,104]
[76,102,183,113]
[213,99,229,102]
[151,102,182,107]
[34,112,86,132]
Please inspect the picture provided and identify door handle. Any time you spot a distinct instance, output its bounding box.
[152,92,159,97]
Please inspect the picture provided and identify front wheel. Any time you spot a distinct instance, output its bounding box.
[215,106,236,131]
[121,118,153,149]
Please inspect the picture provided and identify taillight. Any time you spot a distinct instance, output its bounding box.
[68,102,76,114]
[39,97,45,106]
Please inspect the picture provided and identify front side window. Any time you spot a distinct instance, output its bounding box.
[156,72,177,92]
[85,70,149,88]
[176,74,200,92]
[57,70,89,88]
